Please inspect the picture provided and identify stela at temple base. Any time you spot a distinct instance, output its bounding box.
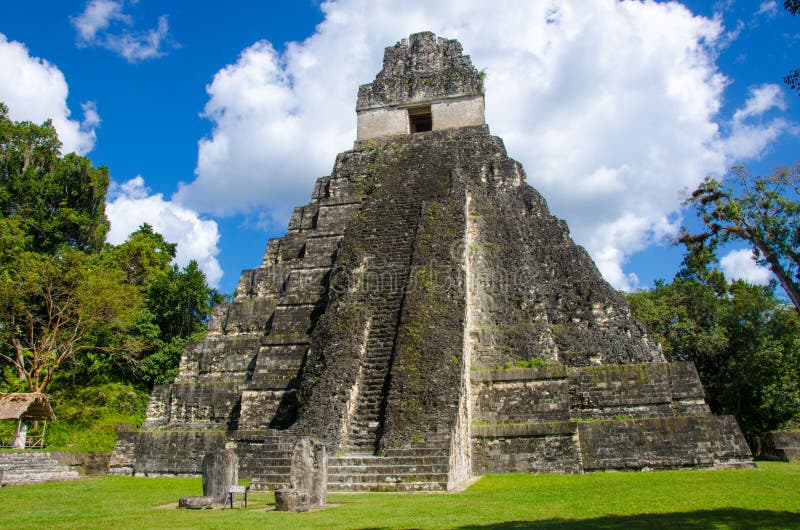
[110,31,753,492]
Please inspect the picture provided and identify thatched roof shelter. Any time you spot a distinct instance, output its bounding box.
[0,393,56,422]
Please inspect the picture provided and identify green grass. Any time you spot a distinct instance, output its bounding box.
[1,463,799,529]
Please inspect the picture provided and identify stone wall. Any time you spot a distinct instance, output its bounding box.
[357,95,486,141]
[356,107,409,140]
[109,430,224,476]
[472,423,582,475]
[0,451,82,485]
[465,156,664,368]
[578,415,752,470]
[431,96,485,131]
[470,362,753,474]
[756,431,800,462]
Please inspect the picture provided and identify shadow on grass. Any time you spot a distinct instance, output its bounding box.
[455,508,800,529]
[357,508,800,530]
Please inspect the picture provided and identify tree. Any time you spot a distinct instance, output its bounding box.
[786,0,800,16]
[0,102,110,255]
[137,261,221,385]
[683,165,800,312]
[104,223,176,286]
[0,248,139,393]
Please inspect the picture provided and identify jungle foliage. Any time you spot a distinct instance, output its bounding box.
[0,103,220,449]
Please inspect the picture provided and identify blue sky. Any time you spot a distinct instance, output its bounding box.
[1,1,797,294]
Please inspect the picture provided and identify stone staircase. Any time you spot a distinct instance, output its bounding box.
[345,296,403,454]
[328,440,451,491]
[246,432,294,491]
[0,451,80,486]
[344,194,423,454]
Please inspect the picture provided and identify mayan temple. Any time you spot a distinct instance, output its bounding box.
[110,32,753,491]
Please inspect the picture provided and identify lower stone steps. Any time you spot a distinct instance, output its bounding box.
[328,481,448,492]
[327,451,450,492]
[328,480,449,492]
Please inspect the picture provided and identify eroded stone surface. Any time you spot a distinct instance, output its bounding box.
[202,449,238,503]
[274,488,309,512]
[178,496,216,509]
[757,431,800,461]
[290,437,327,507]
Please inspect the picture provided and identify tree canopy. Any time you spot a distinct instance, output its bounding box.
[682,165,800,312]
[0,103,110,254]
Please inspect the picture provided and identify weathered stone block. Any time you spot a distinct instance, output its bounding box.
[202,449,238,503]
[274,488,310,512]
[472,434,582,475]
[290,437,327,507]
[128,431,225,476]
[178,496,216,509]
[578,416,753,471]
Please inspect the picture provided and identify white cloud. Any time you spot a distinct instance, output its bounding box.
[71,0,130,41]
[0,33,98,155]
[734,83,787,121]
[107,176,223,288]
[175,0,793,291]
[720,248,772,285]
[723,83,790,160]
[755,1,779,18]
[71,0,170,62]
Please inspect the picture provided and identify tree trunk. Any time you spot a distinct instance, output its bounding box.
[750,235,800,313]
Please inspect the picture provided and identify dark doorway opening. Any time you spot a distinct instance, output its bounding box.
[408,106,432,133]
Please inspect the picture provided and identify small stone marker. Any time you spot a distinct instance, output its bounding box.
[290,437,327,507]
[178,448,238,509]
[274,488,309,512]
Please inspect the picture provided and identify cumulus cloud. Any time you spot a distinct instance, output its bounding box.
[720,248,772,285]
[175,0,793,290]
[71,0,170,62]
[0,33,98,154]
[107,177,223,288]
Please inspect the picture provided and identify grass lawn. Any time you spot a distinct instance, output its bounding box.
[1,462,798,529]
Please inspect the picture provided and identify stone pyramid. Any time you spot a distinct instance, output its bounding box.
[110,32,753,491]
